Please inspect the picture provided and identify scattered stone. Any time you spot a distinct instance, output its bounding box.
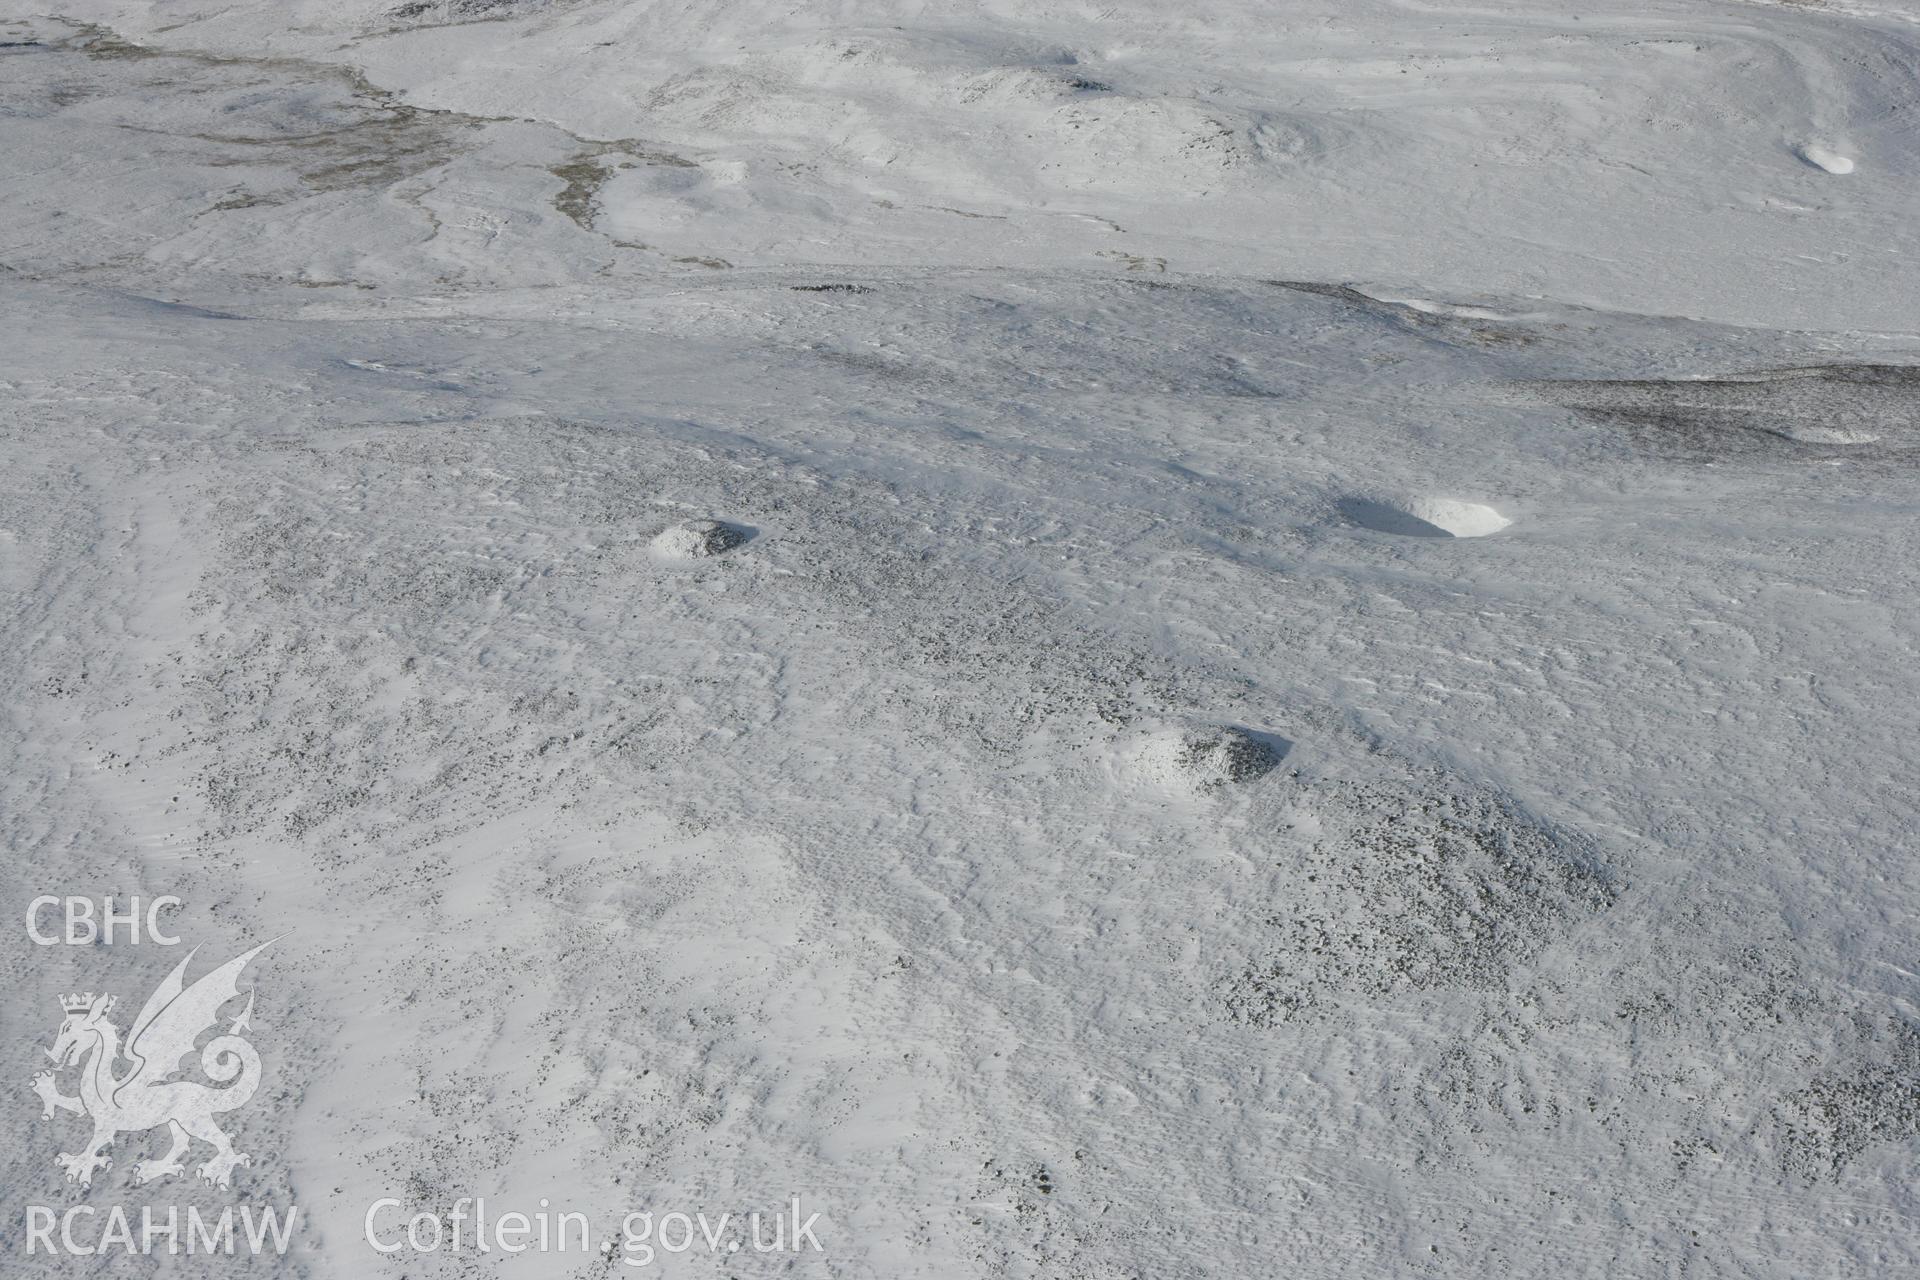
[1227,780,1617,1023]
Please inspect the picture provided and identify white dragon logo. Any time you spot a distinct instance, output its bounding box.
[31,939,275,1189]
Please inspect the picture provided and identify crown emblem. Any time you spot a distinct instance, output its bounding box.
[60,992,98,1013]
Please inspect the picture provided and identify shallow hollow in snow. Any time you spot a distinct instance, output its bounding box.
[1339,497,1512,539]
[1797,144,1856,176]
[1130,723,1290,796]
[650,518,752,559]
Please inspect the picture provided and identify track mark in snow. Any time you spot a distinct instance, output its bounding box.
[789,283,875,294]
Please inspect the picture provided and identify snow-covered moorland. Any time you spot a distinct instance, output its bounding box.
[2,0,1918,1276]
